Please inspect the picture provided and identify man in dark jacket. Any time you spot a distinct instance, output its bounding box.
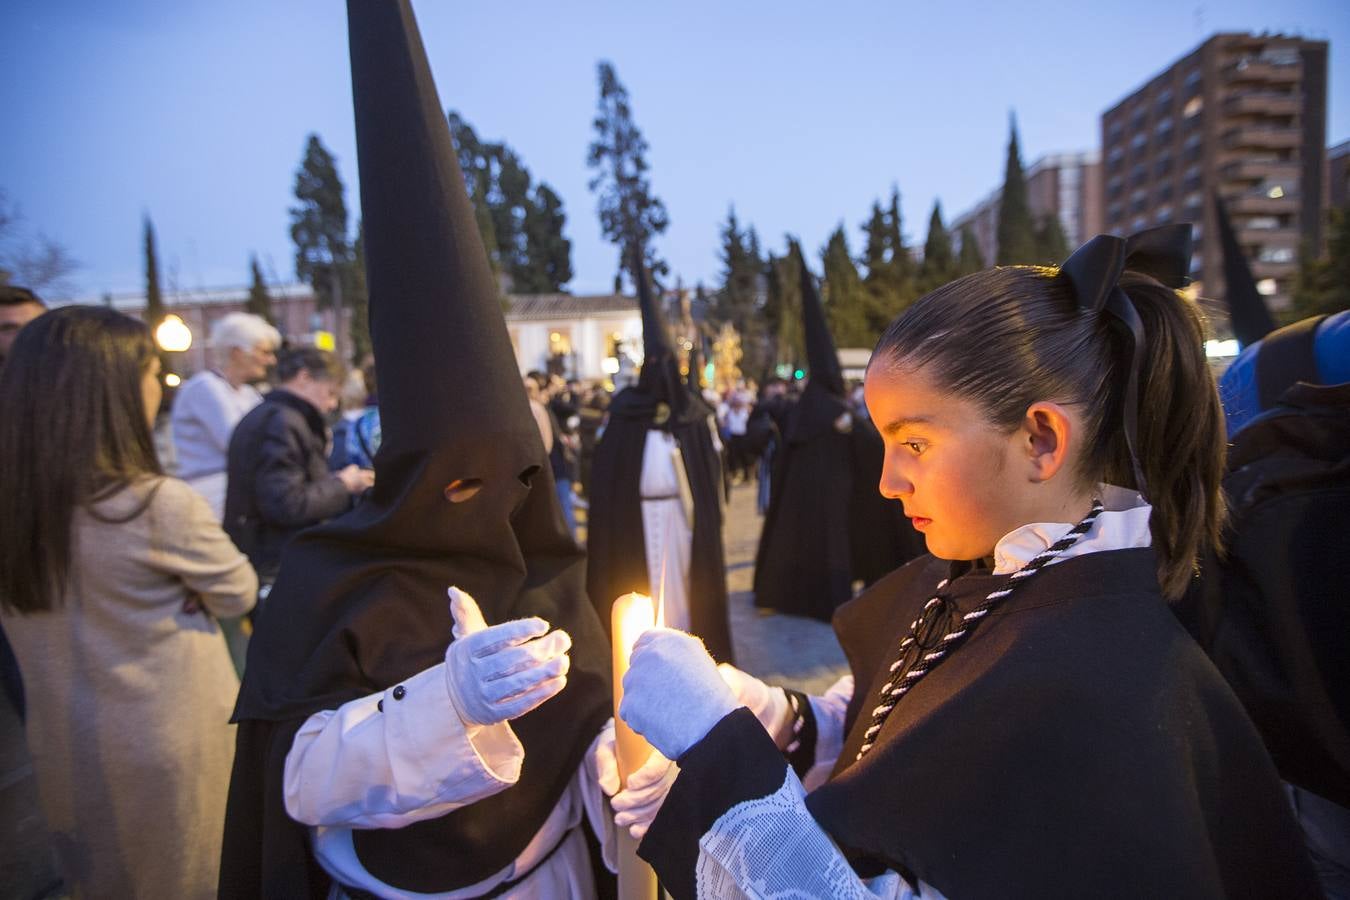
[224,346,373,581]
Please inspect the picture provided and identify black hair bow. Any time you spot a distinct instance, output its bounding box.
[1058,224,1193,499]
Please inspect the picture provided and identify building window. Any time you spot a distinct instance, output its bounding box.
[1256,278,1279,296]
[1131,133,1148,152]
[1257,247,1295,264]
[1156,88,1174,109]
[1245,216,1280,230]
[1183,96,1203,118]
[1155,118,1174,137]
[1155,205,1175,223]
[1157,184,1174,203]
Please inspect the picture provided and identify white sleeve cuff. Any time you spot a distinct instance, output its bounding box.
[804,674,853,792]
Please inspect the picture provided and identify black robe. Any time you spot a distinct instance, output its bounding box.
[586,388,734,663]
[753,382,922,621]
[643,549,1321,899]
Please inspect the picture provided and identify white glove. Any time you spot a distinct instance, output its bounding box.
[444,586,571,727]
[589,718,621,799]
[619,628,738,761]
[718,663,793,749]
[613,750,678,840]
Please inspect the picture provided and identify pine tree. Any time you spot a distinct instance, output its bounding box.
[957,224,985,275]
[245,255,275,325]
[522,184,573,292]
[919,201,956,293]
[1034,214,1070,266]
[821,225,872,347]
[716,209,769,378]
[143,215,165,328]
[289,134,352,311]
[765,246,805,372]
[587,60,669,288]
[995,114,1037,265]
[861,201,889,284]
[885,186,917,290]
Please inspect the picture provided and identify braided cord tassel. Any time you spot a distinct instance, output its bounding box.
[855,499,1104,760]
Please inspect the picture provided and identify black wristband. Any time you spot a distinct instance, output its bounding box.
[782,688,818,780]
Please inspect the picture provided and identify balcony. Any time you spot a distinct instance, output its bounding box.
[1222,191,1298,217]
[1222,126,1300,152]
[1223,92,1301,118]
[1219,158,1299,182]
[1224,59,1300,84]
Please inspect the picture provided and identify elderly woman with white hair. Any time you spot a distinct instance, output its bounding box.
[170,312,281,520]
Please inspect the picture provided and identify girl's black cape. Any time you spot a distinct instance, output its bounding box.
[805,549,1322,897]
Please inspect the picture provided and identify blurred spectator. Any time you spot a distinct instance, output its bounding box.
[171,312,281,520]
[0,306,257,898]
[331,356,382,470]
[0,284,45,367]
[224,347,372,584]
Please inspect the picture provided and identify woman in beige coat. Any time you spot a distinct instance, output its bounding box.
[0,306,257,899]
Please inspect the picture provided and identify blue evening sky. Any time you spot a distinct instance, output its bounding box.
[3,0,1347,300]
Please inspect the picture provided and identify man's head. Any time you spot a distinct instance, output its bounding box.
[0,285,47,365]
[275,346,343,415]
[210,312,281,386]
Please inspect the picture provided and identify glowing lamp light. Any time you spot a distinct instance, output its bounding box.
[1267,185,1285,199]
[1205,339,1241,359]
[164,373,182,388]
[601,356,621,375]
[154,314,192,352]
[794,369,805,380]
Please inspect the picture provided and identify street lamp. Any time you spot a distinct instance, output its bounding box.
[155,314,193,352]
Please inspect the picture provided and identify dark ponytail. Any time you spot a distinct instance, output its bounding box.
[871,265,1225,599]
[1115,272,1226,597]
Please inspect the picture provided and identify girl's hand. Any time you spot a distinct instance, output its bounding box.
[619,628,738,760]
[612,750,678,840]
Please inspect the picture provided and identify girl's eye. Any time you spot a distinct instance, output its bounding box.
[904,440,927,455]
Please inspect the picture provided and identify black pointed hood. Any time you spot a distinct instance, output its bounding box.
[1214,192,1277,347]
[635,254,691,420]
[223,3,611,894]
[794,239,846,396]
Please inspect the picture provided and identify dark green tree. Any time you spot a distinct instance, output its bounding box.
[1289,207,1350,320]
[289,134,352,312]
[522,184,573,292]
[861,201,889,283]
[957,224,985,276]
[1034,214,1070,266]
[821,224,873,347]
[919,201,957,293]
[716,209,769,378]
[447,112,502,276]
[764,245,805,373]
[142,215,165,328]
[587,60,669,288]
[885,186,918,291]
[245,255,275,325]
[995,114,1037,265]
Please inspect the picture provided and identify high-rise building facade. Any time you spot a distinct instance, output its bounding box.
[951,151,1102,267]
[1100,33,1328,318]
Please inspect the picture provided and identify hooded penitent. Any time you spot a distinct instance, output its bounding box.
[753,242,922,621]
[218,2,611,896]
[1213,191,1277,348]
[585,257,734,662]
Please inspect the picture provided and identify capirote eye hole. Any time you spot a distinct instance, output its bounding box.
[517,465,541,487]
[443,478,483,503]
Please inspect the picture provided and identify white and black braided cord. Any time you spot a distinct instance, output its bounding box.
[855,498,1105,760]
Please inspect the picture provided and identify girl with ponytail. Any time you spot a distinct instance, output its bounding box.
[611,227,1321,898]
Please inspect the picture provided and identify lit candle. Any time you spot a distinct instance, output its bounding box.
[612,591,660,899]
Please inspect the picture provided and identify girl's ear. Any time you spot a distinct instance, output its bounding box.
[1021,401,1076,482]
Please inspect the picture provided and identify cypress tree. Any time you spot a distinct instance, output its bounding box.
[290,134,352,311]
[821,224,872,347]
[245,255,275,325]
[995,114,1037,265]
[143,215,165,328]
[919,201,956,293]
[587,60,670,287]
[1034,214,1070,266]
[862,201,889,284]
[957,224,985,276]
[348,223,371,363]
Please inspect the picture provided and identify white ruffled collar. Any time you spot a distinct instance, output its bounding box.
[991,484,1152,576]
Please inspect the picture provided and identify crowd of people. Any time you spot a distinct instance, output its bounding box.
[0,2,1345,897]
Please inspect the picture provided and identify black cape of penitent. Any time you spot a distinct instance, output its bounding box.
[753,244,922,622]
[585,261,734,663]
[218,2,611,896]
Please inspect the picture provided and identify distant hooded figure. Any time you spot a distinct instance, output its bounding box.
[218,2,612,896]
[753,243,923,621]
[586,257,734,663]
